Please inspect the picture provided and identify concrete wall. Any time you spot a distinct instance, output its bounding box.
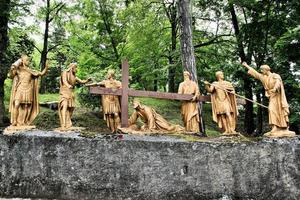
[0,131,299,200]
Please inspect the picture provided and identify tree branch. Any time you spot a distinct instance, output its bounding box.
[49,3,65,23]
[47,44,60,52]
[194,34,232,48]
[33,44,42,53]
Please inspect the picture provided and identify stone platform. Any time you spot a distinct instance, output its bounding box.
[0,130,299,200]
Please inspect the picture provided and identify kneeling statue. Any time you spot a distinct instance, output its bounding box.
[121,100,184,134]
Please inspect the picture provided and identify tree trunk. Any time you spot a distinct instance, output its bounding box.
[177,0,197,82]
[229,2,255,134]
[39,0,50,94]
[178,0,205,134]
[167,2,177,92]
[0,0,11,126]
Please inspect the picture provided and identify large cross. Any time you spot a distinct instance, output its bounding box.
[89,60,211,128]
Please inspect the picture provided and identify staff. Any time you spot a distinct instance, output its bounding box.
[202,80,268,109]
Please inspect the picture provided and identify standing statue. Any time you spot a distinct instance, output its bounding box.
[204,71,238,135]
[123,99,183,133]
[5,55,48,133]
[87,69,122,133]
[58,63,91,131]
[242,62,295,137]
[178,71,201,133]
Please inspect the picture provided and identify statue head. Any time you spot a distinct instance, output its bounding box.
[215,71,224,80]
[68,63,78,73]
[183,71,191,81]
[260,65,271,75]
[21,54,30,67]
[133,99,142,109]
[107,69,115,79]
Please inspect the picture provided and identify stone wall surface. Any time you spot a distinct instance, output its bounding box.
[0,131,299,200]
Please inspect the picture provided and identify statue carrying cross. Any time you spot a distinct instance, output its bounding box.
[88,60,211,134]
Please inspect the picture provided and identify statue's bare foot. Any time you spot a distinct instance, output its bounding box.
[222,131,229,135]
[271,126,278,132]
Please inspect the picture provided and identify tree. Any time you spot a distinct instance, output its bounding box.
[36,0,65,93]
[178,0,206,134]
[228,1,255,135]
[163,0,179,92]
[177,0,197,81]
[0,0,11,126]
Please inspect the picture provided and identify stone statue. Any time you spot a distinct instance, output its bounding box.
[242,62,295,137]
[124,100,183,133]
[204,71,238,135]
[5,55,49,133]
[87,69,122,133]
[178,71,201,133]
[58,63,91,131]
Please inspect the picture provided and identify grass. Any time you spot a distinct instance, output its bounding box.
[39,93,59,103]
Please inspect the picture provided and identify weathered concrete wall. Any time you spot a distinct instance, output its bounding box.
[0,131,299,200]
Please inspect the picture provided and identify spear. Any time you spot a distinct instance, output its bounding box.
[202,80,268,109]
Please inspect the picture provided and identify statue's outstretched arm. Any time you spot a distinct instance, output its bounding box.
[204,81,214,93]
[76,77,92,84]
[39,60,49,76]
[242,62,263,81]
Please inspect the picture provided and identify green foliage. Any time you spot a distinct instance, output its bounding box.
[7,29,35,64]
[77,87,100,109]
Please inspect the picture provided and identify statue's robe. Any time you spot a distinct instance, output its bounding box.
[248,67,289,128]
[208,81,238,130]
[178,80,200,132]
[9,59,39,125]
[98,79,122,128]
[58,69,77,128]
[129,105,183,133]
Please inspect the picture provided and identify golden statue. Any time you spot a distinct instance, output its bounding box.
[204,71,238,135]
[242,62,295,137]
[178,71,201,133]
[87,69,122,133]
[57,63,91,131]
[5,55,48,134]
[121,100,183,134]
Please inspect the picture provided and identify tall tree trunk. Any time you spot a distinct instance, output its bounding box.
[166,2,177,92]
[178,0,205,134]
[229,2,255,134]
[0,0,11,126]
[39,0,50,94]
[177,0,197,82]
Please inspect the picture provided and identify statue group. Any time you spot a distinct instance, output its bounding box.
[4,55,296,138]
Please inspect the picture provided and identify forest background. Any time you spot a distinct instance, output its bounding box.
[0,0,299,135]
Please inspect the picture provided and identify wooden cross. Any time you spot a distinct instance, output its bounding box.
[89,60,211,127]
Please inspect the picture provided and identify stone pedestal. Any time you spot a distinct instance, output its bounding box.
[3,125,36,135]
[264,130,296,138]
[0,130,299,200]
[54,126,85,133]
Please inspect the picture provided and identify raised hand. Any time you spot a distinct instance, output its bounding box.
[242,62,250,70]
[242,61,248,67]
